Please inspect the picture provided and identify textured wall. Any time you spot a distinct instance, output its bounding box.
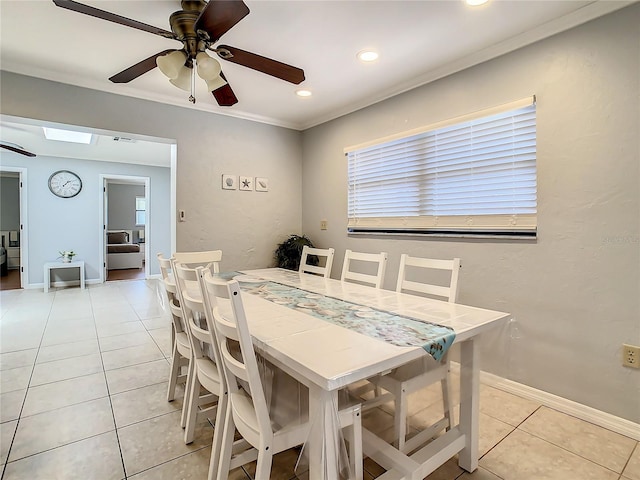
[0,72,303,274]
[301,5,640,422]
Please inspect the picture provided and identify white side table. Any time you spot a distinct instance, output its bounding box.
[43,260,85,293]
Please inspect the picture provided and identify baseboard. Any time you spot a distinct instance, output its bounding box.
[450,362,640,441]
[26,279,102,289]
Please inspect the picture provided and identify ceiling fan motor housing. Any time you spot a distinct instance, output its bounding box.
[169,10,202,59]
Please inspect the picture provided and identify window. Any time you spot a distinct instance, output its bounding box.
[135,196,146,226]
[345,97,537,236]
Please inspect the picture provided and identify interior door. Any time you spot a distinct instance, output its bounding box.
[103,178,109,281]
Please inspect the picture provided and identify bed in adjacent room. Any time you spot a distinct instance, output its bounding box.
[107,230,143,270]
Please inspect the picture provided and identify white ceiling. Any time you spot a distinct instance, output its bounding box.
[0,0,634,162]
[0,116,174,166]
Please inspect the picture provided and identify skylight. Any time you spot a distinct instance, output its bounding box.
[43,127,93,144]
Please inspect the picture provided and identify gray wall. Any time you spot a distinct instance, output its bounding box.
[108,183,145,243]
[0,176,19,233]
[301,5,640,422]
[0,153,171,283]
[0,72,303,274]
[1,5,637,424]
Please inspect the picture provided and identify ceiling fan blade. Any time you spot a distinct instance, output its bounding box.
[0,144,36,157]
[212,72,238,107]
[52,0,176,39]
[109,49,179,83]
[195,1,250,43]
[216,45,305,84]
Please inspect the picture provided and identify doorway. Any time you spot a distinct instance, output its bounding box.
[102,175,149,282]
[0,167,27,290]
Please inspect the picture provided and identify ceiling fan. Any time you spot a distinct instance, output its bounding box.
[52,0,306,106]
[0,143,36,157]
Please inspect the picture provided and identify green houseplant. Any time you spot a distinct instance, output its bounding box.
[274,234,317,271]
[58,250,76,263]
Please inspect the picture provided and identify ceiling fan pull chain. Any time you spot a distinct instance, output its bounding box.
[189,61,196,104]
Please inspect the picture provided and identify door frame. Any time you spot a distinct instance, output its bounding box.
[99,174,150,283]
[0,166,28,288]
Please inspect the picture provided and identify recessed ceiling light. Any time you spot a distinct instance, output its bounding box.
[296,89,312,98]
[43,127,92,144]
[357,50,379,63]
[466,0,489,6]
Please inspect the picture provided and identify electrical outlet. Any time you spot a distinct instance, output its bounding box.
[622,344,640,369]
[320,219,328,230]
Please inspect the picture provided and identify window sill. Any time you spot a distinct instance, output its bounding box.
[347,229,537,241]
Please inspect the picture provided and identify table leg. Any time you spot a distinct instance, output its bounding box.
[308,386,340,480]
[79,264,85,289]
[458,338,479,472]
[44,265,50,293]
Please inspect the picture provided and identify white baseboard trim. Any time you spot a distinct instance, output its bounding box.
[26,279,102,289]
[450,362,640,441]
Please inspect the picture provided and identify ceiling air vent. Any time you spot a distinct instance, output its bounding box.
[112,136,136,143]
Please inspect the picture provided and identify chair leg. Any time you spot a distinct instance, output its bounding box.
[441,373,453,431]
[208,390,229,480]
[166,342,180,402]
[181,357,195,428]
[349,408,363,480]
[394,386,408,452]
[216,405,236,480]
[184,369,202,444]
[254,445,274,480]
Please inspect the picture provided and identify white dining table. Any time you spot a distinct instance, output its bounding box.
[235,268,511,480]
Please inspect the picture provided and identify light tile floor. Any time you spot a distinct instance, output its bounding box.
[1,279,638,480]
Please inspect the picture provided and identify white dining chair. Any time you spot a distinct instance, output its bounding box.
[299,245,335,278]
[174,263,225,446]
[369,254,461,453]
[204,274,363,480]
[173,249,222,273]
[168,250,222,429]
[158,254,192,417]
[340,249,388,289]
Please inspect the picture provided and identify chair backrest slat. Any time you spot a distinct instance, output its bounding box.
[174,262,218,361]
[299,246,335,278]
[340,249,388,289]
[174,250,222,273]
[396,254,461,302]
[157,253,177,294]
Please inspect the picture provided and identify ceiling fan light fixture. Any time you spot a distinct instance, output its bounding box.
[196,52,222,80]
[169,66,192,91]
[157,50,187,79]
[204,76,227,92]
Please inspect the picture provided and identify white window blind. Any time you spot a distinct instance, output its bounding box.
[346,97,537,234]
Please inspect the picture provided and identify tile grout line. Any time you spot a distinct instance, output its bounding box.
[1,290,57,480]
[91,286,130,480]
[513,405,631,477]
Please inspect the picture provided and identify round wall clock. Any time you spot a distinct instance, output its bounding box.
[48,170,82,198]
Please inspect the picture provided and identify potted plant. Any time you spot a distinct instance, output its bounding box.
[58,250,76,263]
[274,234,317,271]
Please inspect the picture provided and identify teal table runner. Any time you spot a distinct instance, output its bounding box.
[226,273,455,362]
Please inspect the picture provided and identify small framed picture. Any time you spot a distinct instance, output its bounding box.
[239,176,253,191]
[222,174,237,190]
[255,177,269,192]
